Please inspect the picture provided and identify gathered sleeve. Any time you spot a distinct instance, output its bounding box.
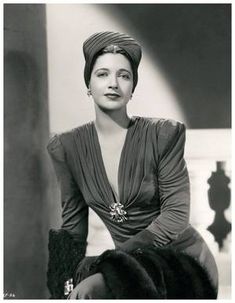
[120,119,190,252]
[47,135,88,243]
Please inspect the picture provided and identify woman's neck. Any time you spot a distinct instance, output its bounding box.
[94,105,131,136]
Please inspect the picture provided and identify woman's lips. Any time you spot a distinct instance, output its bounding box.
[104,93,121,99]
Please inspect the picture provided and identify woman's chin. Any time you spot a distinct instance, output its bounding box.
[96,102,128,112]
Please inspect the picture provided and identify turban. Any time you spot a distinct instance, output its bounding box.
[83,31,142,92]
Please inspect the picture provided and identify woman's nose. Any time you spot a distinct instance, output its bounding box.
[108,75,118,89]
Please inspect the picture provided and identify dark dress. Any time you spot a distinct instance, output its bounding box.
[47,116,218,292]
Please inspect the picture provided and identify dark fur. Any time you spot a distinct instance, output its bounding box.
[94,249,159,299]
[89,247,217,299]
[133,247,217,299]
[47,230,217,299]
[47,229,86,299]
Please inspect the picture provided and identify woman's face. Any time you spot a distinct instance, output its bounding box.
[89,53,133,111]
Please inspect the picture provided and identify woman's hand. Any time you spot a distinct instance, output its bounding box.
[68,273,112,299]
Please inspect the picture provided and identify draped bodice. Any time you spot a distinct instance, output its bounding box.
[47,116,190,248]
[59,117,161,245]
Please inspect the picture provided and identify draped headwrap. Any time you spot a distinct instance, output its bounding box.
[83,31,142,92]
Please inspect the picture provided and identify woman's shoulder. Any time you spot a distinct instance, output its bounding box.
[47,121,93,154]
[137,116,185,134]
[138,117,186,155]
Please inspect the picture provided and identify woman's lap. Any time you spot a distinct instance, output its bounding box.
[169,225,218,293]
[74,225,218,299]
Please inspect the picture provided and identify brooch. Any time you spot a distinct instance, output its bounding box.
[109,202,127,223]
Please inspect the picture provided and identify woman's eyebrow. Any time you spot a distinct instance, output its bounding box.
[94,68,109,73]
[118,68,132,74]
[94,68,132,74]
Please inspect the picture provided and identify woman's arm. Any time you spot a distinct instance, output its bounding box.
[47,134,89,298]
[120,119,190,253]
[47,134,89,242]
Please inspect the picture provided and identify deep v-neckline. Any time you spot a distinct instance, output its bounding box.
[92,117,135,203]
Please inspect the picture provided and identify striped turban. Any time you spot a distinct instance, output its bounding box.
[83,31,142,92]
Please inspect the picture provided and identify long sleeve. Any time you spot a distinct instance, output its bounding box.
[120,119,190,252]
[47,134,89,243]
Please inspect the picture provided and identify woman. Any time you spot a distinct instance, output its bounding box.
[47,31,218,299]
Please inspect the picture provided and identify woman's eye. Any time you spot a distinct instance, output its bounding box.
[119,74,130,80]
[97,72,108,77]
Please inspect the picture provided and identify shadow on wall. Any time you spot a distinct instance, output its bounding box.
[102,4,231,128]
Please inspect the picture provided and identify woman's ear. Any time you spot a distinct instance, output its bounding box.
[87,88,92,97]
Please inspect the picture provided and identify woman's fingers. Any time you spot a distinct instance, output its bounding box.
[68,286,79,299]
[67,273,111,299]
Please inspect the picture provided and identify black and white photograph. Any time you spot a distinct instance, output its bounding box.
[4,1,231,299]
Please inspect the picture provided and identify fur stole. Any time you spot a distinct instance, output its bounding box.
[88,247,217,299]
[47,229,217,299]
